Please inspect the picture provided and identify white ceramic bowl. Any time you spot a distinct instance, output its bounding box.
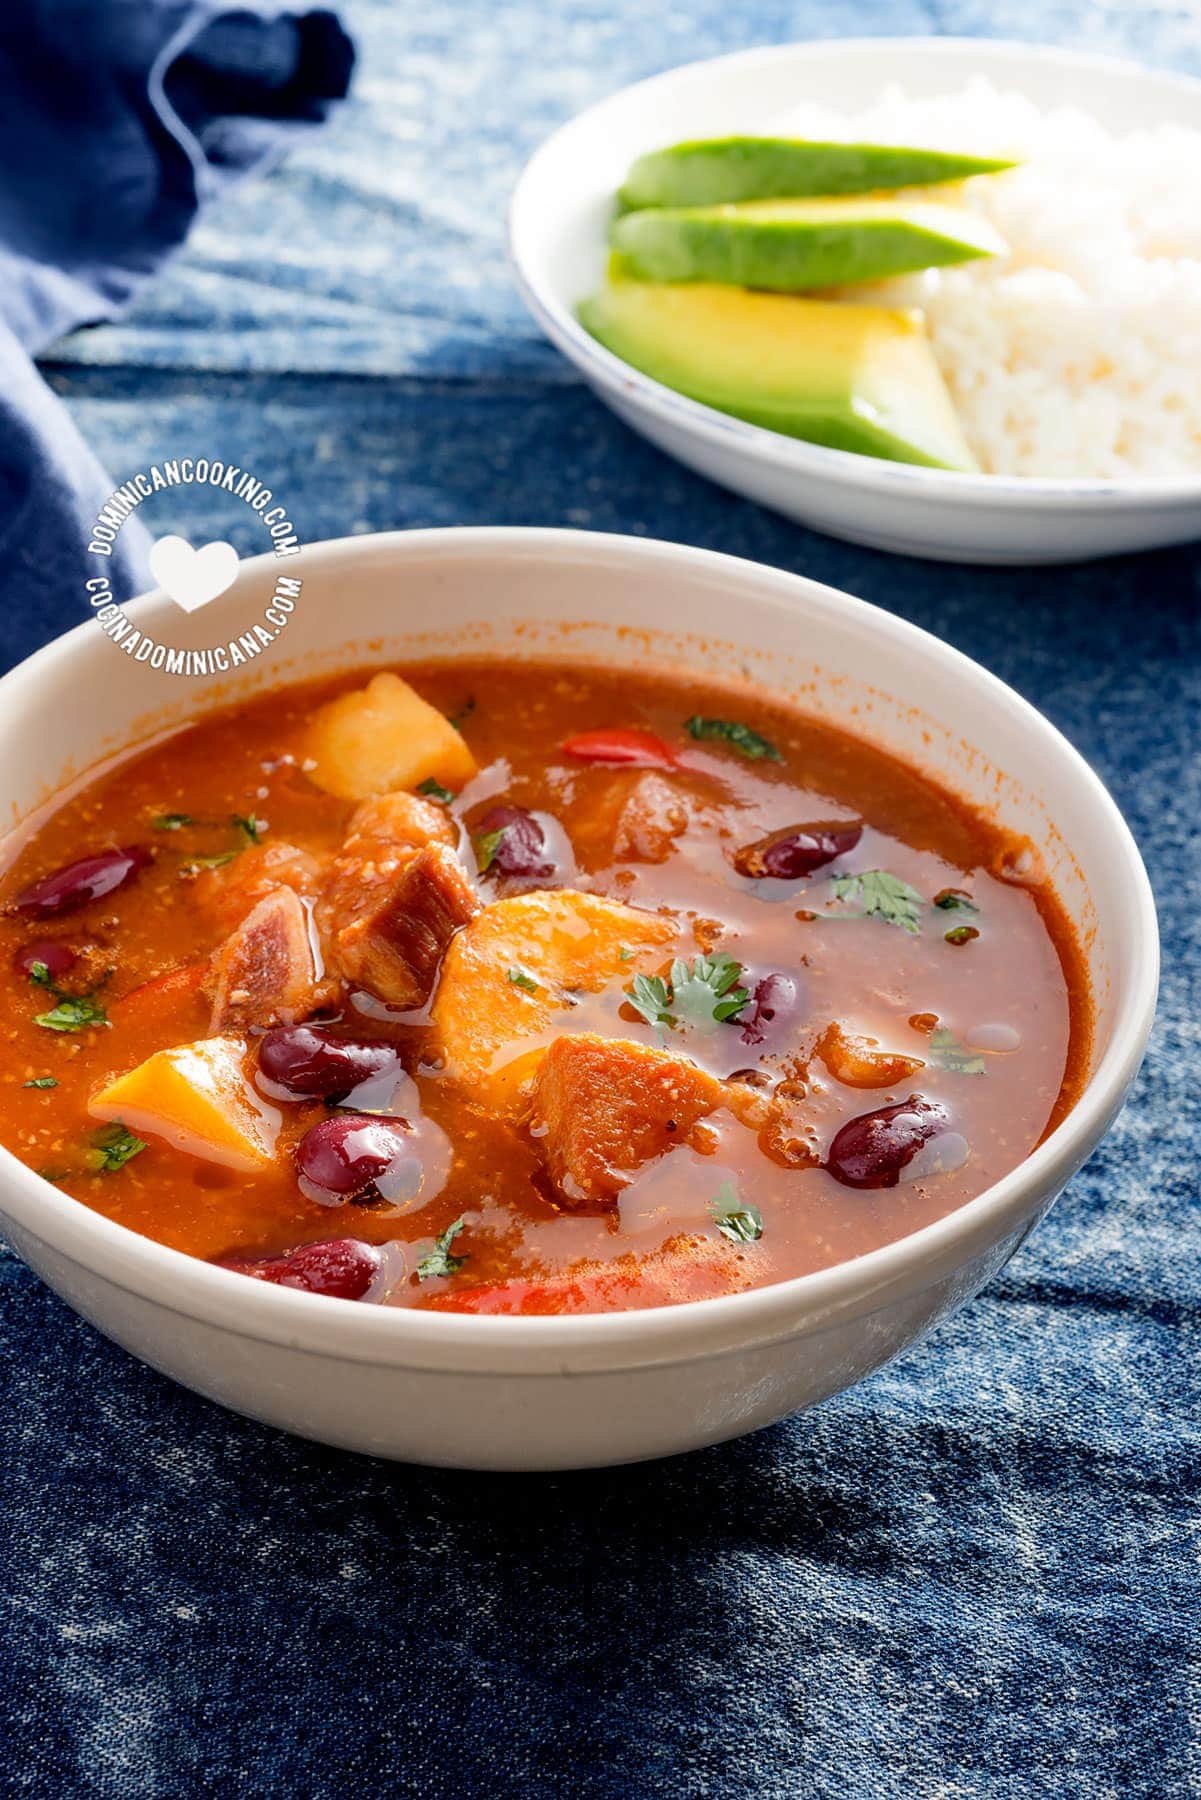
[510,37,1201,564]
[0,530,1157,1468]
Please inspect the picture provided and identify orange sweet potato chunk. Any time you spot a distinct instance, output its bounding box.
[429,889,677,1115]
[528,1033,729,1207]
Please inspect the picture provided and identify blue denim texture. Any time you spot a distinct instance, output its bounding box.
[0,2,1198,1795]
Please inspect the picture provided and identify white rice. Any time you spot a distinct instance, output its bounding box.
[773,80,1201,478]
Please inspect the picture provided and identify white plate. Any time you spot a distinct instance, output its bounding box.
[0,529,1158,1468]
[510,37,1201,564]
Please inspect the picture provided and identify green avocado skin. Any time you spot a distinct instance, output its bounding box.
[610,205,998,291]
[576,285,977,472]
[618,137,1016,210]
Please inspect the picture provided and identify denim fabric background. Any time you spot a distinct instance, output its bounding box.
[1,2,1199,1795]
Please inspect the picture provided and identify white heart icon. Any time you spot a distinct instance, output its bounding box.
[149,535,240,614]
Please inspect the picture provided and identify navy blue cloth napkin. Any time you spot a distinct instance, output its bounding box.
[0,0,353,613]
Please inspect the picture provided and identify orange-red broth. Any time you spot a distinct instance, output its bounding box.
[0,661,1089,1313]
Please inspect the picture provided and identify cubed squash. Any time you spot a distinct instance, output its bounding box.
[429,889,677,1115]
[89,1037,279,1172]
[304,672,477,800]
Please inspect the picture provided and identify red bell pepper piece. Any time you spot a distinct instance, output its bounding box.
[560,728,677,771]
[424,1250,744,1315]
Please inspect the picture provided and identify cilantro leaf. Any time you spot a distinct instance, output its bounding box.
[418,778,455,805]
[829,870,924,935]
[934,889,979,915]
[625,954,750,1030]
[35,994,108,1033]
[626,971,673,1027]
[232,814,264,845]
[934,890,981,944]
[152,812,194,831]
[448,698,476,732]
[416,1216,469,1281]
[670,953,750,1026]
[182,849,238,872]
[928,1026,986,1076]
[85,1122,147,1172]
[709,1181,763,1245]
[24,1076,57,1089]
[28,960,112,1031]
[684,716,781,762]
[507,967,538,994]
[474,828,507,874]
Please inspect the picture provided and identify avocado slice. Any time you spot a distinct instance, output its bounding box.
[610,197,1005,292]
[619,136,1017,210]
[577,271,978,472]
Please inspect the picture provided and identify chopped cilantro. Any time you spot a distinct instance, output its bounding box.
[934,890,981,944]
[710,1181,763,1245]
[928,1026,986,1076]
[24,1076,57,1089]
[934,889,979,915]
[672,954,750,1026]
[684,715,781,762]
[627,971,673,1027]
[618,944,633,963]
[474,827,506,874]
[626,953,749,1030]
[232,814,264,845]
[85,1122,147,1173]
[35,994,109,1033]
[152,812,193,831]
[507,967,538,994]
[182,849,238,872]
[829,870,924,936]
[416,1216,469,1281]
[448,698,476,732]
[28,961,111,1032]
[418,778,456,805]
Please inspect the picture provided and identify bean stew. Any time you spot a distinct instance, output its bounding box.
[0,659,1090,1314]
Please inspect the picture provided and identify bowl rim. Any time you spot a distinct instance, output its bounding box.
[0,527,1160,1373]
[509,34,1201,508]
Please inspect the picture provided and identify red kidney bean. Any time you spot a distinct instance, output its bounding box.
[217,1237,382,1300]
[825,1095,950,1190]
[295,1114,415,1202]
[739,972,802,1047]
[257,1025,401,1103]
[14,845,150,918]
[14,938,78,982]
[734,822,862,882]
[475,804,555,878]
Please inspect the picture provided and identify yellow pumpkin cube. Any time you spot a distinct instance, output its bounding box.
[304,672,477,801]
[89,1038,279,1172]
